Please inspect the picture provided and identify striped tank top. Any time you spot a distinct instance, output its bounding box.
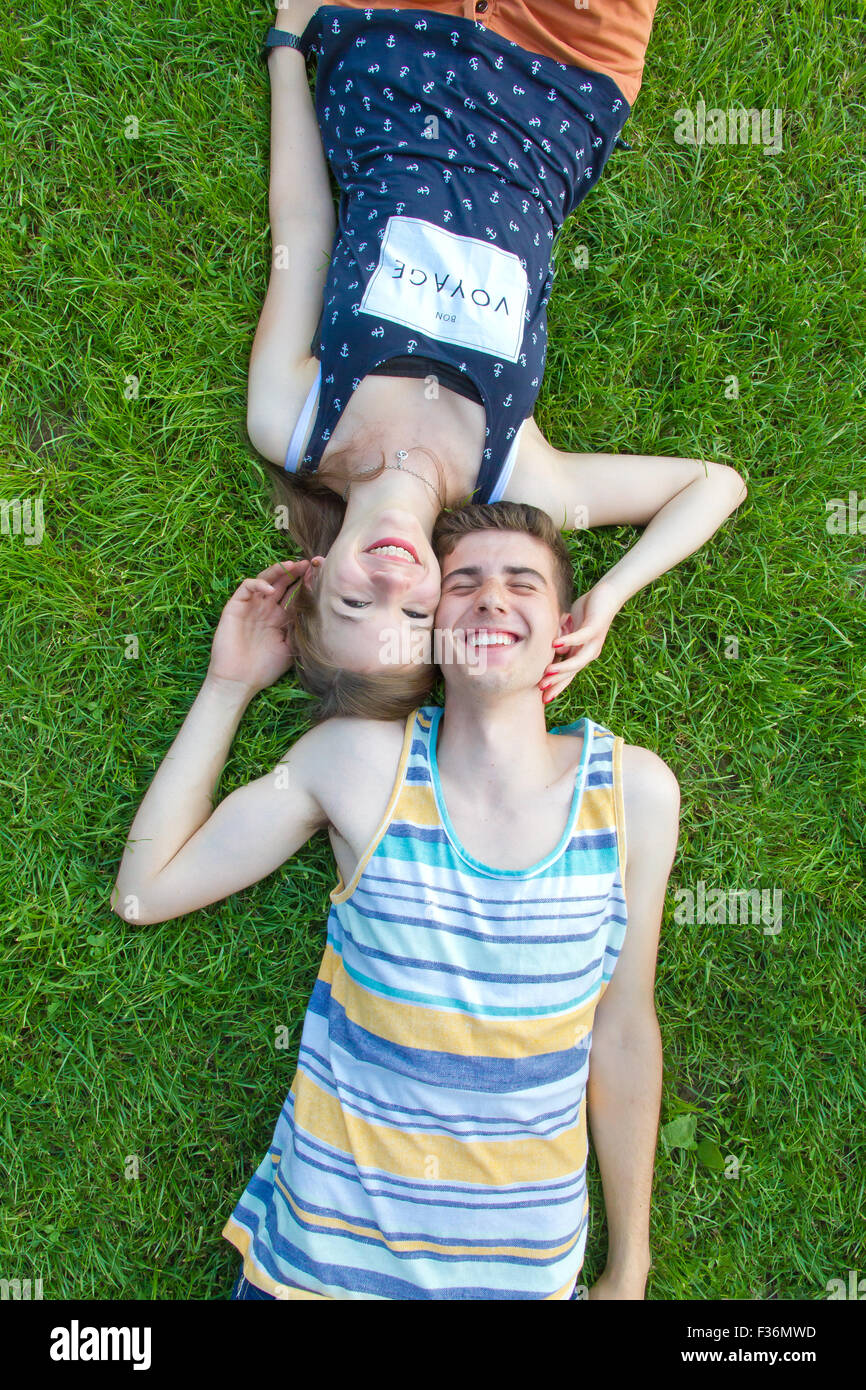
[223,705,628,1300]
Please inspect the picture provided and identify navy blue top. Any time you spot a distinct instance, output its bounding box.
[288,6,629,502]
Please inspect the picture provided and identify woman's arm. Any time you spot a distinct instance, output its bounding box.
[247,4,337,463]
[508,421,748,698]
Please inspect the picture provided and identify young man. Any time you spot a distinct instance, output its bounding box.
[111,502,679,1300]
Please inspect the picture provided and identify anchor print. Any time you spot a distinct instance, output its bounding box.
[371,327,384,337]
[513,85,525,96]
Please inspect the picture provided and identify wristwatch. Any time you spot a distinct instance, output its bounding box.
[260,25,304,62]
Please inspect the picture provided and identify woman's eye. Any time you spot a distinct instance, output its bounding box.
[403,610,430,620]
[341,598,369,609]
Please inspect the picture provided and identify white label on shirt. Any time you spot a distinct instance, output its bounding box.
[359,216,528,363]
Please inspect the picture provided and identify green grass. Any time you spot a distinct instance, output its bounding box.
[1,0,863,1300]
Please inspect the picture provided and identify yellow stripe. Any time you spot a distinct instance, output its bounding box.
[272,1171,581,1261]
[328,943,601,1056]
[574,783,616,834]
[291,1066,588,1185]
[330,709,419,904]
[390,781,440,827]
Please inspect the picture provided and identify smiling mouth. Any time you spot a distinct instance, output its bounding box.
[464,629,521,648]
[364,537,420,564]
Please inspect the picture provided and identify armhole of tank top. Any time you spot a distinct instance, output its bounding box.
[329,709,419,905]
[486,418,527,504]
[284,366,321,472]
[612,734,627,886]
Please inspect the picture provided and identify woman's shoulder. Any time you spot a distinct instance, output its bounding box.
[248,357,321,469]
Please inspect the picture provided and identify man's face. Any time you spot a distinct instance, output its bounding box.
[434,529,572,694]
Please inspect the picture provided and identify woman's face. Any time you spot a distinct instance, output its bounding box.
[307,510,441,671]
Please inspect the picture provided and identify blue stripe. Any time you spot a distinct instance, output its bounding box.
[307,985,592,1091]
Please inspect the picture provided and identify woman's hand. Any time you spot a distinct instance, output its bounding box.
[207,560,309,695]
[538,581,621,704]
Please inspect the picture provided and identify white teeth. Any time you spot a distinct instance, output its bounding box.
[369,545,416,561]
[468,632,517,647]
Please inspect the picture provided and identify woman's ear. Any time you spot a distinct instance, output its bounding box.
[302,555,325,591]
[557,610,575,638]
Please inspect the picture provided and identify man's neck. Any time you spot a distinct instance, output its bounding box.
[435,689,567,796]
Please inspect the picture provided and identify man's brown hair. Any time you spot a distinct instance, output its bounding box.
[432,501,574,612]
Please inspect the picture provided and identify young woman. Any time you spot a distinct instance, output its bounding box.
[249,2,746,717]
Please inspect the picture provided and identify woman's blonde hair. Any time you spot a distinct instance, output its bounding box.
[259,442,443,722]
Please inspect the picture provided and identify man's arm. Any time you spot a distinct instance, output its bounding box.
[585,743,680,1299]
[110,680,329,926]
[110,562,327,925]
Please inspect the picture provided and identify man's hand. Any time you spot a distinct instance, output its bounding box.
[538,581,620,704]
[207,559,308,694]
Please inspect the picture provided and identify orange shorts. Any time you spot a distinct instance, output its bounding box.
[328,1,659,106]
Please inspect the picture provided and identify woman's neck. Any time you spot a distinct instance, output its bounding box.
[314,373,486,505]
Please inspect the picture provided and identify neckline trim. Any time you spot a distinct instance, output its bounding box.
[426,705,591,879]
